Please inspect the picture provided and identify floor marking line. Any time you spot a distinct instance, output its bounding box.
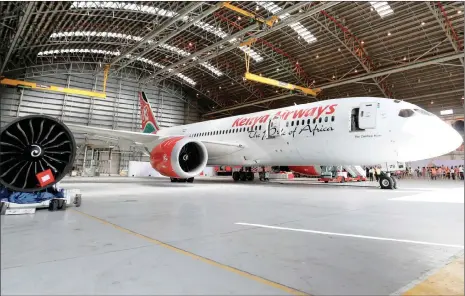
[70,209,308,296]
[235,223,464,249]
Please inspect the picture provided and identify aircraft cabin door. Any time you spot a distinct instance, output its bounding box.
[358,103,377,129]
[267,114,281,139]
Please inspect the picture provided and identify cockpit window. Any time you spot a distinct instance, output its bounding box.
[414,109,434,116]
[398,109,415,118]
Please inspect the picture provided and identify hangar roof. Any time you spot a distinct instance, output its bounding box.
[1,1,463,118]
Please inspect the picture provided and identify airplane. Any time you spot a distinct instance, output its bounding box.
[6,91,461,192]
[64,91,462,190]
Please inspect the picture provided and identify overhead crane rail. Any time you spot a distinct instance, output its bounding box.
[221,2,278,28]
[0,65,110,99]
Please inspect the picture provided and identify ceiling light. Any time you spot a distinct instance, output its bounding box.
[440,109,453,115]
[361,40,365,44]
[369,2,394,18]
[188,42,193,47]
[338,48,341,52]
[299,9,303,13]
[370,7,374,11]
[256,6,259,11]
[231,82,234,85]
[316,55,319,58]
[354,69,358,73]
[430,100,434,104]
[276,90,278,93]
[403,56,407,61]
[312,80,316,84]
[462,96,464,100]
[421,21,425,26]
[219,86,222,89]
[296,61,299,65]
[276,68,280,71]
[332,75,336,79]
[458,10,462,14]
[259,73,262,76]
[237,16,241,21]
[387,32,391,36]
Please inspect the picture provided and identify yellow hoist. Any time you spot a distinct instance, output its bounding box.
[242,38,321,97]
[1,64,110,99]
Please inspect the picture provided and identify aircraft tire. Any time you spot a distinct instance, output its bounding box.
[379,176,394,189]
[57,199,66,210]
[246,172,254,181]
[187,177,194,183]
[239,172,247,181]
[232,172,240,182]
[170,178,177,182]
[48,199,59,211]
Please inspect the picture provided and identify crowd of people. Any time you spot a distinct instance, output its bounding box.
[364,165,464,181]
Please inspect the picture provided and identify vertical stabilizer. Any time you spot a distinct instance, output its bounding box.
[139,91,160,134]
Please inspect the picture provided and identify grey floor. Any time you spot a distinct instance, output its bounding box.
[1,176,463,295]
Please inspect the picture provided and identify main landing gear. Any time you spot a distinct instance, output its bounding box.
[170,177,194,183]
[232,166,256,182]
[379,172,397,190]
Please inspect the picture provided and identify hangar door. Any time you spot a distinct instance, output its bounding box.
[358,103,377,129]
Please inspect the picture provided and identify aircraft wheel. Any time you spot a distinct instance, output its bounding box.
[379,176,394,189]
[187,177,194,183]
[239,172,247,181]
[57,199,66,210]
[232,172,240,182]
[48,199,59,211]
[246,172,254,181]
[170,178,177,182]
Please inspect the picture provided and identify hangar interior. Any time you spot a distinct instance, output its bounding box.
[0,1,464,295]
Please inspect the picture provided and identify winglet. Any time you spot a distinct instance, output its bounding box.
[139,91,160,134]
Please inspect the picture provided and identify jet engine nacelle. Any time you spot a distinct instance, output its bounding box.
[0,115,76,192]
[150,137,208,178]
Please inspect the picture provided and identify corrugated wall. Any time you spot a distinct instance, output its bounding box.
[0,70,200,174]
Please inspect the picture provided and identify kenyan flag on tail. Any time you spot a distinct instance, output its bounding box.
[139,91,160,134]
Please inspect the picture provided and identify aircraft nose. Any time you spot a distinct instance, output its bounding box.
[398,116,463,161]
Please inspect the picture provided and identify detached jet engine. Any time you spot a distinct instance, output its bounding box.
[0,115,76,192]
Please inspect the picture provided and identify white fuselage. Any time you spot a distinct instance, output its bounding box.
[149,97,463,166]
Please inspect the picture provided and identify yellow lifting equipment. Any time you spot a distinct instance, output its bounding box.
[241,39,321,97]
[221,2,278,28]
[0,64,111,99]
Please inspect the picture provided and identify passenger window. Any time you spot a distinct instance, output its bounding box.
[259,125,262,130]
[286,121,289,127]
[325,117,328,122]
[318,118,322,123]
[307,119,310,125]
[296,120,299,126]
[313,119,316,124]
[291,121,294,126]
[331,116,335,122]
[302,120,305,125]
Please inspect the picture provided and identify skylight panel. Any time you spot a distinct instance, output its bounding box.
[159,44,223,77]
[37,49,196,86]
[256,1,317,44]
[69,2,264,63]
[37,48,120,56]
[370,2,394,18]
[49,31,143,42]
[238,45,264,62]
[70,2,176,17]
[176,73,196,86]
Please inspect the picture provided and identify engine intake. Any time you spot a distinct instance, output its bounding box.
[150,137,208,178]
[0,115,76,192]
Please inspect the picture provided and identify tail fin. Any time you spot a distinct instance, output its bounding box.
[139,91,160,134]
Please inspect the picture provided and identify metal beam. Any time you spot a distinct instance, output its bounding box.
[0,2,34,74]
[109,2,203,67]
[426,2,464,65]
[112,2,224,75]
[318,52,464,90]
[204,93,306,116]
[142,1,339,84]
[204,52,464,115]
[312,11,393,97]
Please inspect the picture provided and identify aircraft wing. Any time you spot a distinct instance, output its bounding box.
[66,124,245,157]
[66,123,160,145]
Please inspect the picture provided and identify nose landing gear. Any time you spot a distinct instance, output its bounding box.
[379,172,397,190]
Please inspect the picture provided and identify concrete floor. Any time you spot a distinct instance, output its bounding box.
[1,177,463,295]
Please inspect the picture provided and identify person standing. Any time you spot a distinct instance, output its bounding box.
[375,166,381,182]
[365,166,369,179]
[460,165,464,180]
[369,167,374,181]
